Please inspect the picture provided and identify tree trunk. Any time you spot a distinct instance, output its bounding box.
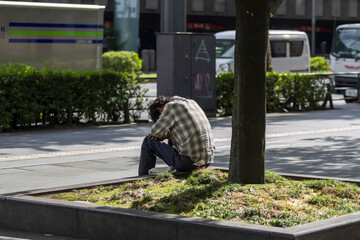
[267,0,283,72]
[266,40,273,72]
[229,0,282,184]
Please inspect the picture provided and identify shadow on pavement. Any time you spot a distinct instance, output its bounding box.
[266,136,360,180]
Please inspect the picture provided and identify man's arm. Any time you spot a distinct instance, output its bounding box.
[150,104,174,140]
[149,133,166,141]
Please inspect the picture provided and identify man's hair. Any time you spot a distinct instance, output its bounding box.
[148,96,171,122]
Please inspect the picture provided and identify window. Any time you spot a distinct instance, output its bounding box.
[214,0,226,13]
[94,0,107,5]
[332,0,341,17]
[349,0,358,18]
[332,28,360,58]
[46,0,70,2]
[277,0,286,15]
[316,0,323,16]
[295,0,305,16]
[216,39,235,58]
[192,0,204,12]
[290,41,304,57]
[271,41,287,58]
[145,0,158,10]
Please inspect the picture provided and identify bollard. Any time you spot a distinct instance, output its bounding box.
[142,49,150,72]
[149,49,156,72]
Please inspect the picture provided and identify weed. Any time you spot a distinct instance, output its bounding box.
[307,194,333,207]
[154,172,174,181]
[51,170,360,228]
[186,169,225,185]
[265,171,287,183]
[304,179,339,190]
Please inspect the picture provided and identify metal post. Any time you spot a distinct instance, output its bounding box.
[358,73,360,102]
[161,0,171,32]
[172,0,186,32]
[160,0,186,33]
[311,0,316,56]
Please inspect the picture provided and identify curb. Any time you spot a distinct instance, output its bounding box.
[1,174,360,240]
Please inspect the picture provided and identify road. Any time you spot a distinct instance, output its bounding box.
[0,83,360,196]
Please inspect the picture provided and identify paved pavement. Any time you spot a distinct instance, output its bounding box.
[0,228,88,240]
[0,90,360,239]
[1,92,360,196]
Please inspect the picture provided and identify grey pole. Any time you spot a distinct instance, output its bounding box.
[161,0,171,32]
[172,0,186,32]
[160,0,186,32]
[311,0,316,56]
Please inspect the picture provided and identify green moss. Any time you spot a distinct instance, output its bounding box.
[51,170,360,228]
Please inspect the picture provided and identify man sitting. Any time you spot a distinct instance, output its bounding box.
[138,96,215,175]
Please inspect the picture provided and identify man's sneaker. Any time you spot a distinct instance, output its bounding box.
[148,166,176,175]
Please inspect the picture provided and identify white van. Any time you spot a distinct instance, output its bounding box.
[215,30,311,74]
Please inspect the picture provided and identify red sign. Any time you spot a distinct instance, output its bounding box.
[292,26,332,33]
[187,22,224,30]
[345,65,360,70]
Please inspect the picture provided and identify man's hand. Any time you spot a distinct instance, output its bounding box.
[149,134,164,141]
[171,137,178,146]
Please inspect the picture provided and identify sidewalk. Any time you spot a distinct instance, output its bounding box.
[0,229,86,240]
[1,95,360,196]
[0,95,360,239]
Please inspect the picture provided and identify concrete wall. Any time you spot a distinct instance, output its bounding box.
[1,194,360,240]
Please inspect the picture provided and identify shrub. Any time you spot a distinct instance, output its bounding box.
[0,63,43,129]
[102,51,142,73]
[216,72,328,116]
[0,63,147,132]
[310,56,329,72]
[266,72,282,113]
[271,73,326,112]
[216,72,234,116]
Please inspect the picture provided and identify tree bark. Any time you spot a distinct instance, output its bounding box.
[229,0,282,184]
[266,40,273,72]
[266,0,283,72]
[269,0,284,14]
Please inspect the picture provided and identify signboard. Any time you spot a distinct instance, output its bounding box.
[0,2,104,71]
[114,0,140,52]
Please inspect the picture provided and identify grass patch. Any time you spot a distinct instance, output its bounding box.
[139,73,156,79]
[51,170,360,228]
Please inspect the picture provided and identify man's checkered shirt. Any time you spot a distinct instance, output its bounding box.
[150,96,215,166]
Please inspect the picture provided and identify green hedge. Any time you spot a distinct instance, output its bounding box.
[0,63,147,132]
[216,72,234,116]
[310,56,329,72]
[102,51,142,73]
[216,72,328,116]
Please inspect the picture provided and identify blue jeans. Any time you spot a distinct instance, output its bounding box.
[138,135,199,176]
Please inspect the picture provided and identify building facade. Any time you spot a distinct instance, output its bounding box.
[4,0,360,54]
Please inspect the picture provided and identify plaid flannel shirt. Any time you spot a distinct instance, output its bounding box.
[150,96,215,166]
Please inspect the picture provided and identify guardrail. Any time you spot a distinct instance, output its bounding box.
[298,72,360,103]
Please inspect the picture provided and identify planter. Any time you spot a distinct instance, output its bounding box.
[1,175,360,240]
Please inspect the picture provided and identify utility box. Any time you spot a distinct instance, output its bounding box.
[156,32,216,116]
[0,1,105,71]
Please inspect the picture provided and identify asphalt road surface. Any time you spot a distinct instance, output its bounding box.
[1,85,360,239]
[1,87,360,196]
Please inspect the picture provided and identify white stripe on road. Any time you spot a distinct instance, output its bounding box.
[1,126,359,162]
[215,144,291,150]
[266,126,360,138]
[215,126,360,142]
[0,146,140,162]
